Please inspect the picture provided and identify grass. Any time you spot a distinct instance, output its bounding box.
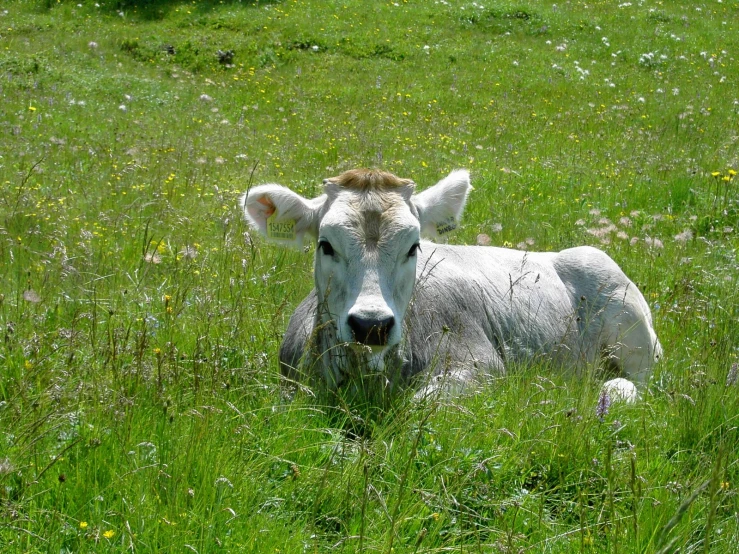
[1,0,738,551]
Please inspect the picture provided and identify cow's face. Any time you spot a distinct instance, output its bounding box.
[314,179,420,354]
[242,169,471,362]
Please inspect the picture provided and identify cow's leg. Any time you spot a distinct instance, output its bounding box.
[413,366,477,400]
[601,377,638,402]
[413,341,505,401]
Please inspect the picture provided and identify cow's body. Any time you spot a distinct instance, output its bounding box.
[242,169,661,402]
[280,243,661,394]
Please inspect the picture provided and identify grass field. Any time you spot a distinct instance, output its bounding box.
[1,0,738,552]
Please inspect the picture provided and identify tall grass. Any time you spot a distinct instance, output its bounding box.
[1,0,737,551]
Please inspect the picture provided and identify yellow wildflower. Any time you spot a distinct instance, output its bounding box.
[79,521,88,529]
[103,530,115,539]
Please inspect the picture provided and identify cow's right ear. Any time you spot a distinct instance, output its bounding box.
[240,184,325,247]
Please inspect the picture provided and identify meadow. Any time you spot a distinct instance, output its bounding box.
[1,0,738,551]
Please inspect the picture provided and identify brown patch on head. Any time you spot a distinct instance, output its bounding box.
[325,168,414,191]
[321,169,419,251]
[362,210,383,247]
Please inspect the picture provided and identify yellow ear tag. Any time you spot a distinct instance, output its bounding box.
[266,214,297,241]
[436,216,457,235]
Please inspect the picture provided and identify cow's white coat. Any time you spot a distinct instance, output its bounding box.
[242,169,661,401]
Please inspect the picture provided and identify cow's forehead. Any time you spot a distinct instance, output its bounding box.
[321,188,419,241]
[318,188,417,253]
[318,169,419,239]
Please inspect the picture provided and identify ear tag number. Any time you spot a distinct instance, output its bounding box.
[267,214,297,241]
[436,216,457,235]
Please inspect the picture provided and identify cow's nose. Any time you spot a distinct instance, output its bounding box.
[347,315,395,346]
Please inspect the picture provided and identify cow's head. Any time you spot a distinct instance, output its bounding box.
[242,169,471,362]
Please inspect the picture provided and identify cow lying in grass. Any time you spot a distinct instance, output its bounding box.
[242,169,661,404]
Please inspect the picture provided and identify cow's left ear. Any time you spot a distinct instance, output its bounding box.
[240,184,325,248]
[411,169,471,240]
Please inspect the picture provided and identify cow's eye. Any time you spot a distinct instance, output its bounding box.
[318,240,335,257]
[407,243,421,258]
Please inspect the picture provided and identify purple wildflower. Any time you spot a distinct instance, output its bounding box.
[727,363,738,387]
[596,388,611,421]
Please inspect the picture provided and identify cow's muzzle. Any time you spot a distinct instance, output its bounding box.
[347,315,395,346]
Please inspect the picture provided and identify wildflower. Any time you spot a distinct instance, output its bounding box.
[88,41,98,49]
[431,512,440,521]
[199,94,213,102]
[729,169,737,177]
[674,229,693,244]
[727,363,738,387]
[103,530,115,539]
[644,237,664,249]
[23,289,41,303]
[215,476,233,488]
[586,224,616,238]
[0,459,13,475]
[711,171,721,178]
[596,388,611,421]
[179,245,198,260]
[79,521,88,529]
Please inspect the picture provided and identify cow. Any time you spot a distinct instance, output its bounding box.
[241,168,662,404]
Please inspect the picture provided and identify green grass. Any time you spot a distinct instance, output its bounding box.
[1,0,738,551]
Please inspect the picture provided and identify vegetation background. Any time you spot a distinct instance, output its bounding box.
[1,0,738,552]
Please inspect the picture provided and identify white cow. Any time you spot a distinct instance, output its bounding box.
[242,169,661,403]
